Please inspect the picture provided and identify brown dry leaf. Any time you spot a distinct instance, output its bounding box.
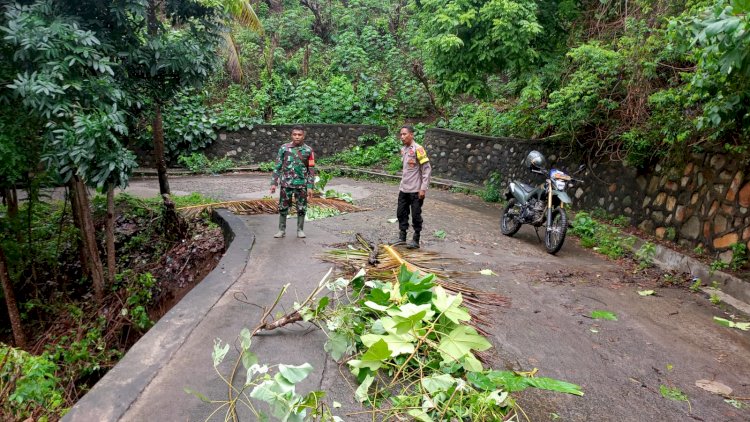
[695,379,732,396]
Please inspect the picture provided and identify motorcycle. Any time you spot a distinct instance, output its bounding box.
[500,151,583,254]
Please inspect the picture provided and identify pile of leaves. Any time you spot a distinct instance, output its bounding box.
[201,266,583,421]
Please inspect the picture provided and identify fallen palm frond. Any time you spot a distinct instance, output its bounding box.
[321,234,510,334]
[177,198,363,218]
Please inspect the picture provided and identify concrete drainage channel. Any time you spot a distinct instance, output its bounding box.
[632,238,750,315]
[62,209,254,422]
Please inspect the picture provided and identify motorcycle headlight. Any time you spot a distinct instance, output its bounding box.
[554,179,566,191]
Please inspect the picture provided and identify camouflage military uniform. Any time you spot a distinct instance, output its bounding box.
[271,142,316,217]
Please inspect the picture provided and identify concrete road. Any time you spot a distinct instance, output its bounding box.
[118,173,750,421]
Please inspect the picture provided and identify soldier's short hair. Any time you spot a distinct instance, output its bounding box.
[292,124,306,133]
[400,125,415,134]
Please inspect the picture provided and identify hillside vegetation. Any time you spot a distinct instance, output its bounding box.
[164,0,750,168]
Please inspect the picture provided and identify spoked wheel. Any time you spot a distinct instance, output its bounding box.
[500,199,522,236]
[544,207,568,254]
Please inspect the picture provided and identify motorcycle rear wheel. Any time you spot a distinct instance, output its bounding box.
[544,207,568,254]
[501,199,522,236]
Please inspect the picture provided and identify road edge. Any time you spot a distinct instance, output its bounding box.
[62,209,254,422]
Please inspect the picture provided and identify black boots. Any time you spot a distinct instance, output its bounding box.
[393,230,407,245]
[274,213,287,238]
[406,232,420,249]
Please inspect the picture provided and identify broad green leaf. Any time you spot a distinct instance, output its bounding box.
[249,380,280,403]
[354,375,375,403]
[462,354,484,372]
[591,310,618,321]
[421,374,457,394]
[366,287,391,305]
[299,390,326,409]
[437,325,492,363]
[407,409,434,422]
[361,333,415,356]
[239,328,252,351]
[397,264,414,285]
[348,339,391,371]
[388,304,434,334]
[212,339,230,367]
[486,371,531,393]
[637,290,655,296]
[364,301,391,311]
[713,317,750,331]
[432,286,471,324]
[316,296,330,314]
[387,303,434,320]
[527,377,584,396]
[278,363,314,384]
[324,332,353,361]
[467,371,495,391]
[241,350,258,370]
[733,0,750,13]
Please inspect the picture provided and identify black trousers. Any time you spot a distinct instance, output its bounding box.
[397,191,424,233]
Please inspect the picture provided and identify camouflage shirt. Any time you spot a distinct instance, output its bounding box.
[271,142,316,189]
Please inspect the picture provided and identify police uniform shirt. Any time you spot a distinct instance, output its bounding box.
[399,142,432,193]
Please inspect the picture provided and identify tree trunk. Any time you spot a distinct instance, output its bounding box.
[2,188,18,220]
[106,185,116,286]
[70,176,105,303]
[411,61,440,115]
[153,103,170,196]
[302,43,310,77]
[68,186,90,280]
[0,244,26,348]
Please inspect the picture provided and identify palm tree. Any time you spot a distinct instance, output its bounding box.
[220,0,264,82]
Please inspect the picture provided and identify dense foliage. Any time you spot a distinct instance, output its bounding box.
[438,0,750,165]
[157,0,750,167]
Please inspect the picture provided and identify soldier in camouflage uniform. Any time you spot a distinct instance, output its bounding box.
[270,125,316,238]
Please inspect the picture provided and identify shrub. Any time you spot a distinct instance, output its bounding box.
[0,345,64,421]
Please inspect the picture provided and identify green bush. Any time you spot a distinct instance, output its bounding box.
[479,172,503,203]
[319,135,400,168]
[570,212,635,259]
[0,345,64,420]
[178,153,234,174]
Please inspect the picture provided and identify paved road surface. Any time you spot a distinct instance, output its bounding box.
[110,173,750,421]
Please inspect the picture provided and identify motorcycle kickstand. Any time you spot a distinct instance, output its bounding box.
[533,227,543,243]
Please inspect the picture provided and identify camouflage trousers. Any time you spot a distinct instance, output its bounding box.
[278,187,307,216]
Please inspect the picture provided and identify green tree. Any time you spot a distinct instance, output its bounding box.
[410,0,543,99]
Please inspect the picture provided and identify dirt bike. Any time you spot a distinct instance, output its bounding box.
[500,152,583,254]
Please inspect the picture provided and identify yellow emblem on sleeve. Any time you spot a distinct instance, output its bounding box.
[416,147,429,164]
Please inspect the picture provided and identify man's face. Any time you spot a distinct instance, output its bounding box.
[291,129,305,146]
[399,128,414,146]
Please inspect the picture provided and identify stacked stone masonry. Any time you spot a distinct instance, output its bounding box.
[203,124,388,164]
[420,128,749,262]
[192,125,748,262]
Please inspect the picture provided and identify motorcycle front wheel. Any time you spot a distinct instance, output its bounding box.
[544,207,568,254]
[500,199,522,236]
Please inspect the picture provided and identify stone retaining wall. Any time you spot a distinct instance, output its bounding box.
[203,124,388,163]
[422,128,750,261]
